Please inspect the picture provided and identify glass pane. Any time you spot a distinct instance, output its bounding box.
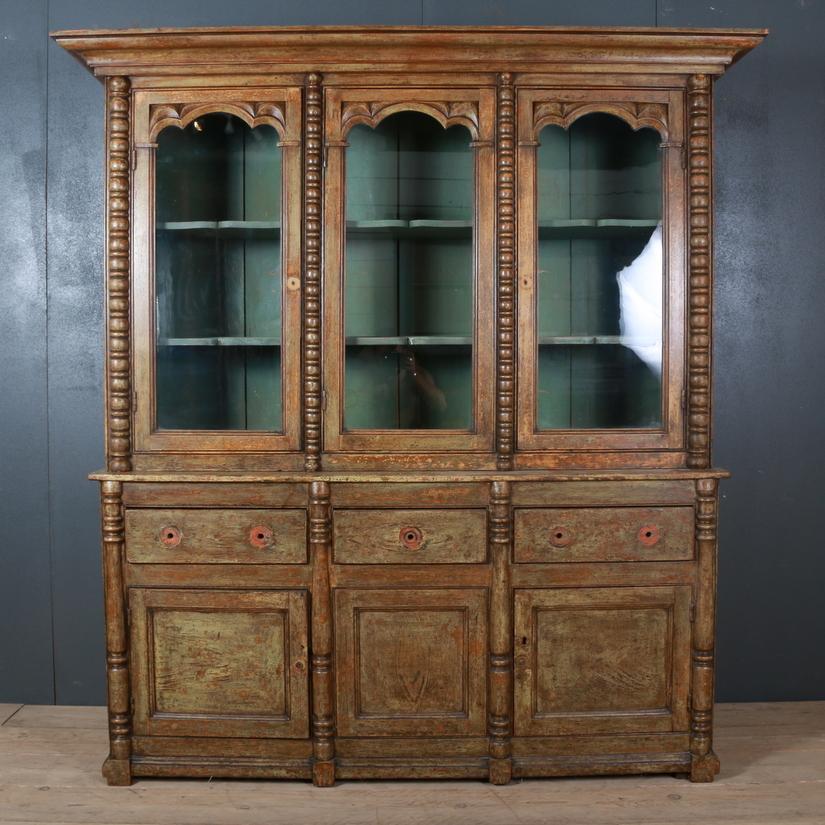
[154,113,282,431]
[344,112,474,430]
[536,113,663,429]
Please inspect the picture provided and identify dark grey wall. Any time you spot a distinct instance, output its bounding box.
[1,0,822,705]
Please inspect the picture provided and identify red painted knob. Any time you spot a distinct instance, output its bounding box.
[548,526,573,548]
[160,526,182,547]
[399,526,424,551]
[249,525,274,548]
[638,525,660,546]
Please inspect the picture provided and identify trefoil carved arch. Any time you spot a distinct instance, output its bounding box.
[148,101,289,142]
[338,100,481,141]
[530,100,669,142]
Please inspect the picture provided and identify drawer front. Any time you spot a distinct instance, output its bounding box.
[333,509,487,564]
[514,507,693,563]
[125,509,307,564]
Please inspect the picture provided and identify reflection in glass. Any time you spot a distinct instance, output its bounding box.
[154,114,282,430]
[344,112,474,430]
[536,114,663,429]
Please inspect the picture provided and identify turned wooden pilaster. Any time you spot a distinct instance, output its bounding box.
[495,73,516,469]
[105,77,132,472]
[488,480,513,784]
[309,480,335,785]
[303,73,324,470]
[687,74,713,469]
[100,481,132,785]
[690,477,720,781]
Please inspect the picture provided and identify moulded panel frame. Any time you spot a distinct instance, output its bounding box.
[132,86,303,454]
[516,86,687,456]
[130,587,310,739]
[513,585,691,737]
[322,85,496,455]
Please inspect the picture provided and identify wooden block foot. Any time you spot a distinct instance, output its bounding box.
[102,756,132,786]
[489,758,512,785]
[690,750,720,783]
[313,760,336,787]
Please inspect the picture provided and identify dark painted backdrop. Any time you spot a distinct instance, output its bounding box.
[1,0,822,705]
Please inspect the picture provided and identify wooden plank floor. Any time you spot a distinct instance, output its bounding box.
[0,702,823,824]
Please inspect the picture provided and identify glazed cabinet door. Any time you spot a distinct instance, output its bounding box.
[130,588,309,738]
[322,87,496,454]
[132,88,303,454]
[514,585,691,736]
[516,89,686,455]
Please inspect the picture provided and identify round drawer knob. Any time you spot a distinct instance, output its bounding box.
[160,526,182,547]
[548,526,573,548]
[399,526,424,551]
[249,525,274,549]
[638,525,660,546]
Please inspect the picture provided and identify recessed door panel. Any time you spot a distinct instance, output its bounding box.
[335,588,487,736]
[514,586,690,736]
[131,588,309,738]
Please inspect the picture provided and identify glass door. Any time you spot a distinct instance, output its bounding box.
[323,90,495,454]
[132,91,302,454]
[516,91,686,454]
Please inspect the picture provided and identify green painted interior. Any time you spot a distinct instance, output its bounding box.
[154,113,283,431]
[536,113,663,430]
[343,112,474,430]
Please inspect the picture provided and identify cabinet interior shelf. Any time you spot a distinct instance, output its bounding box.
[158,220,281,238]
[538,218,659,239]
[346,219,472,238]
[158,337,280,347]
[539,335,651,346]
[346,335,472,346]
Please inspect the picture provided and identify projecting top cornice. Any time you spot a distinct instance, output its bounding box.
[52,25,767,79]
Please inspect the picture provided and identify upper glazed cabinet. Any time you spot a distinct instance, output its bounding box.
[65,28,765,471]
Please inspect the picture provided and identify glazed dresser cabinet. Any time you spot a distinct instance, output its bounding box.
[54,26,765,786]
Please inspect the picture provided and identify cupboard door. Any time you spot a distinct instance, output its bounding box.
[130,588,309,738]
[514,586,690,736]
[132,89,303,453]
[516,89,686,453]
[323,88,496,453]
[334,588,488,736]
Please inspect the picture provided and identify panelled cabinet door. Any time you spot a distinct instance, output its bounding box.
[516,89,686,454]
[514,586,691,736]
[334,588,488,736]
[132,89,303,453]
[322,87,496,453]
[130,588,309,738]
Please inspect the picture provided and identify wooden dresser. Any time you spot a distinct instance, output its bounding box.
[53,26,765,786]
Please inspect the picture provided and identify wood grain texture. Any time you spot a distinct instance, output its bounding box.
[129,587,309,739]
[333,509,487,564]
[514,506,694,563]
[686,74,713,469]
[104,78,132,473]
[125,508,307,564]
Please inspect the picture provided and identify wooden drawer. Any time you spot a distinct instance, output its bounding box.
[333,509,487,564]
[125,508,307,564]
[514,507,693,563]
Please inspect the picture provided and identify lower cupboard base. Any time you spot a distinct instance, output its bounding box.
[116,749,705,785]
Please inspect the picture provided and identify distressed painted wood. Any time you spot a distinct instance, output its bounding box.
[54,26,765,786]
[513,506,694,563]
[333,509,487,564]
[125,508,307,564]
